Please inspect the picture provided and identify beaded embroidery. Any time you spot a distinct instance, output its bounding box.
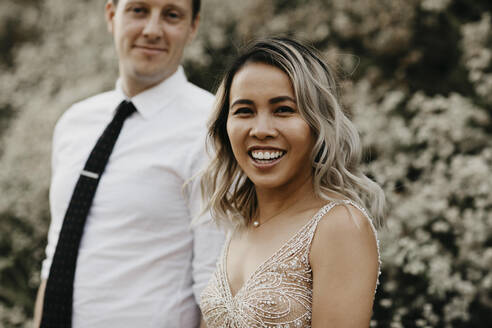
[200,200,380,328]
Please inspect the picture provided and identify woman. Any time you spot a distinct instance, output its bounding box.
[199,37,385,327]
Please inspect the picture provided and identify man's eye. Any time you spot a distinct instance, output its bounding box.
[166,11,182,20]
[130,6,147,14]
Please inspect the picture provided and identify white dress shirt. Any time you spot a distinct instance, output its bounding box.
[41,67,224,328]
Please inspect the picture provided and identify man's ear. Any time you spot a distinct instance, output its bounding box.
[187,13,200,44]
[105,0,116,34]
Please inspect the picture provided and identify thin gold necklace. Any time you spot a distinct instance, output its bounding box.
[252,218,271,228]
[251,202,300,228]
[251,211,280,228]
[251,186,319,228]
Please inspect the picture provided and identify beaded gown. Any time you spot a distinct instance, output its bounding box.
[200,200,380,328]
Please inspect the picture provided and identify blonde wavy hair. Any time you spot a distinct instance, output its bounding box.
[201,37,385,229]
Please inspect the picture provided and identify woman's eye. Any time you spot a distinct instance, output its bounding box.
[233,107,253,115]
[275,106,295,113]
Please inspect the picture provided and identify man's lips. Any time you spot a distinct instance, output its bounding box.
[133,45,167,54]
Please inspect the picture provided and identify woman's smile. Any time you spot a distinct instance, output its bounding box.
[226,62,315,191]
[248,147,287,168]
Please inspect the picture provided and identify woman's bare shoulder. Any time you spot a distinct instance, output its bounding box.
[310,202,379,269]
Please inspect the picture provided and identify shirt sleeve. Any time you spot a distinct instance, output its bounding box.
[40,111,68,279]
[185,134,225,304]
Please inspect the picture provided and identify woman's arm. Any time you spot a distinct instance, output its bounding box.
[310,204,379,327]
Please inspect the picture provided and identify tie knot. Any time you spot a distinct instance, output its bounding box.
[116,100,137,119]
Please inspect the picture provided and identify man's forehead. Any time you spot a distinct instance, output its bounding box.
[119,0,193,10]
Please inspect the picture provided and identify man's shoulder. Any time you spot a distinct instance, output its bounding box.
[178,81,215,109]
[185,81,214,98]
[69,90,117,112]
[57,90,117,126]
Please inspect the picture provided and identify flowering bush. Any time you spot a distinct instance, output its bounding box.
[0,0,490,326]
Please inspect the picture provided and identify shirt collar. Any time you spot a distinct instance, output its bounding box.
[114,66,188,119]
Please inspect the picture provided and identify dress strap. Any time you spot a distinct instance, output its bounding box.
[309,199,381,258]
[310,199,378,240]
[307,199,381,288]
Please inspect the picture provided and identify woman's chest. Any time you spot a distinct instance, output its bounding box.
[226,219,316,296]
[218,234,315,326]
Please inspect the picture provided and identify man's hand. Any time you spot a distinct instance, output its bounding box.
[33,280,47,328]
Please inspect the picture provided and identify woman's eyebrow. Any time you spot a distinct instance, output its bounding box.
[230,99,254,107]
[269,96,296,104]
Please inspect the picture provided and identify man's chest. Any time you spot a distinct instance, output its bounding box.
[50,120,199,226]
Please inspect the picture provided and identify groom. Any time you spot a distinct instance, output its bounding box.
[34,0,223,327]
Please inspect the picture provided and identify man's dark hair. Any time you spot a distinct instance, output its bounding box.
[112,0,201,20]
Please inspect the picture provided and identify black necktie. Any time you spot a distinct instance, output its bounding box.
[41,100,136,327]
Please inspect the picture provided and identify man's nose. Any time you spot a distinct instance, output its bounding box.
[249,115,278,140]
[143,12,163,41]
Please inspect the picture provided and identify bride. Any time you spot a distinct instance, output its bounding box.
[199,37,385,327]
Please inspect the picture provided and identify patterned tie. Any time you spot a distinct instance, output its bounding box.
[40,100,136,327]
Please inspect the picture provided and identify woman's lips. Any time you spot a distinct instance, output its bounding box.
[248,149,286,169]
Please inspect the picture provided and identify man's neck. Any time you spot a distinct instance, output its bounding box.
[121,79,161,98]
[120,68,179,98]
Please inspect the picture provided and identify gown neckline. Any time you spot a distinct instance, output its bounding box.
[222,202,335,299]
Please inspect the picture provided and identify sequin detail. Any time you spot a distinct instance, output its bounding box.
[200,200,380,328]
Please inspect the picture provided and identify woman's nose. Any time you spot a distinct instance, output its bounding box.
[249,115,278,140]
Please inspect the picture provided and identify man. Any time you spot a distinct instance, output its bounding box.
[34,0,223,326]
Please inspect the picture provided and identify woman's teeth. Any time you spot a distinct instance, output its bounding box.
[250,150,285,161]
